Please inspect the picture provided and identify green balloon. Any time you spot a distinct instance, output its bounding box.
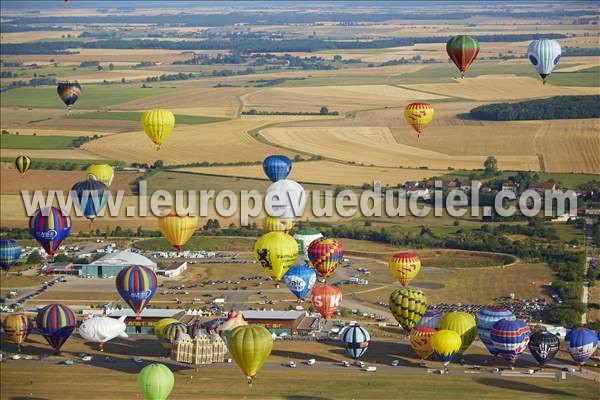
[138,363,174,400]
[227,325,272,383]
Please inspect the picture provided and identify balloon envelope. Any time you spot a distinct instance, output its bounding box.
[439,312,477,356]
[409,326,437,360]
[138,363,174,400]
[79,316,128,348]
[265,179,307,221]
[311,285,342,319]
[340,324,370,359]
[263,155,292,182]
[36,304,76,352]
[154,318,179,337]
[565,327,598,366]
[0,238,21,271]
[115,265,158,318]
[389,288,427,331]
[57,81,81,110]
[404,103,434,138]
[158,210,198,251]
[70,178,108,221]
[14,155,31,175]
[308,238,344,279]
[476,307,515,356]
[3,314,30,346]
[528,331,559,367]
[254,232,298,281]
[415,309,444,329]
[141,109,175,149]
[389,251,421,286]
[29,207,72,259]
[293,230,323,261]
[263,215,293,233]
[446,35,479,77]
[491,318,530,366]
[86,164,114,187]
[528,39,561,83]
[430,330,462,365]
[227,325,273,383]
[283,264,317,299]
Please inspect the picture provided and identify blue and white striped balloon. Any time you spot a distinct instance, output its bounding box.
[341,324,370,359]
[527,39,561,84]
[565,328,598,366]
[476,307,515,356]
[491,318,530,367]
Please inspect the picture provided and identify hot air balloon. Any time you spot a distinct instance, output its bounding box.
[219,311,247,335]
[416,309,444,329]
[254,231,298,281]
[36,303,76,353]
[86,164,114,187]
[14,155,31,176]
[154,318,180,337]
[79,316,128,351]
[528,39,561,84]
[404,103,434,139]
[409,326,437,360]
[262,215,293,233]
[265,179,307,221]
[263,155,292,182]
[430,330,462,367]
[29,207,72,261]
[138,363,174,400]
[141,109,175,150]
[57,81,81,110]
[476,307,515,357]
[70,178,108,221]
[389,251,421,286]
[340,324,370,359]
[446,35,479,78]
[439,312,477,356]
[161,322,187,350]
[0,238,21,272]
[311,284,342,319]
[307,238,344,279]
[282,264,317,300]
[528,331,559,369]
[2,314,30,350]
[565,327,598,369]
[293,230,323,262]
[389,288,427,331]
[491,318,530,368]
[158,210,198,252]
[227,325,273,384]
[115,265,158,319]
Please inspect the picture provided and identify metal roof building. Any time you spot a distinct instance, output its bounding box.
[79,250,157,278]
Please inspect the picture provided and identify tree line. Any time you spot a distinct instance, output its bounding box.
[470,96,600,121]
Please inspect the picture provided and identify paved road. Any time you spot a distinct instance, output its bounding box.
[581,218,595,324]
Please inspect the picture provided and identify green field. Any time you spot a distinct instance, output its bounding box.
[550,66,600,87]
[66,111,228,125]
[133,235,255,252]
[0,134,75,149]
[439,170,599,189]
[0,84,176,109]
[1,157,125,169]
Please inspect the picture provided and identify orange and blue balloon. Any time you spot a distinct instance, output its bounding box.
[57,81,81,110]
[36,303,76,352]
[491,318,530,367]
[29,207,72,260]
[263,155,292,182]
[116,265,158,319]
[0,238,21,271]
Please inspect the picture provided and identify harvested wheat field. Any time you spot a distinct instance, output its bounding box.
[67,69,177,84]
[0,30,82,43]
[242,85,448,113]
[0,107,68,128]
[1,49,191,64]
[0,148,108,160]
[0,128,108,137]
[404,75,600,101]
[27,118,140,134]
[178,160,447,187]
[260,125,541,170]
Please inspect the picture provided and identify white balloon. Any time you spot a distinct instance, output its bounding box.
[79,316,128,346]
[527,39,561,82]
[265,179,307,221]
[293,230,323,261]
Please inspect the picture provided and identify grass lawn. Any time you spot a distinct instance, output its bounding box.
[132,236,256,252]
[0,157,125,169]
[0,134,76,149]
[550,66,600,87]
[65,111,229,125]
[0,84,176,109]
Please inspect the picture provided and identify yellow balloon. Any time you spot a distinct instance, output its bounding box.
[389,252,421,286]
[141,109,175,150]
[254,231,298,281]
[86,164,114,187]
[404,102,434,138]
[430,329,462,365]
[438,312,477,356]
[158,211,198,252]
[154,318,179,337]
[262,216,293,233]
[227,325,272,384]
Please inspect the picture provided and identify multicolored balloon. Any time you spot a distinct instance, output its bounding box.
[0,238,21,271]
[528,331,559,368]
[409,326,437,360]
[430,329,462,366]
[29,207,72,260]
[565,327,598,367]
[158,210,199,252]
[310,284,342,320]
[14,155,31,176]
[341,324,370,359]
[308,238,344,279]
[154,318,180,337]
[254,232,298,281]
[262,215,293,233]
[36,303,76,353]
[2,313,30,349]
[389,288,427,331]
[439,312,477,356]
[71,178,108,221]
[86,164,114,187]
[141,108,175,150]
[138,363,174,400]
[528,39,561,84]
[404,103,434,139]
[161,322,187,349]
[476,306,515,356]
[293,230,323,262]
[227,325,273,384]
[57,81,81,110]
[263,155,292,182]
[389,251,421,286]
[282,264,317,300]
[416,309,444,329]
[446,35,479,78]
[115,265,158,319]
[491,318,530,368]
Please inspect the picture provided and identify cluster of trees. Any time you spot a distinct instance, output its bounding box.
[1,40,82,55]
[1,77,56,91]
[145,72,193,82]
[562,47,600,57]
[242,106,339,116]
[470,96,600,121]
